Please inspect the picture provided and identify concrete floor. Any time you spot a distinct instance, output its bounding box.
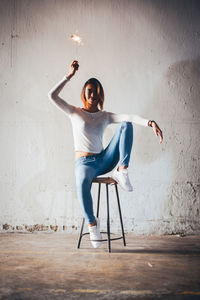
[0,233,200,299]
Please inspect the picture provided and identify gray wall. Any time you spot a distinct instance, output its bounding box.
[0,0,200,234]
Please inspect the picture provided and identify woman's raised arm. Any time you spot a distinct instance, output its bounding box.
[48,60,79,115]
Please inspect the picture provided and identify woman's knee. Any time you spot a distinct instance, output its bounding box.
[120,121,133,131]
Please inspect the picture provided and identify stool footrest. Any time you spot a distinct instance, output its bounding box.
[80,232,125,242]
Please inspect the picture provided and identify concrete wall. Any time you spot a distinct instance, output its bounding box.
[0,0,200,234]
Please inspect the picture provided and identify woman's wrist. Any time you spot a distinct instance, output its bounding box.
[148,120,156,127]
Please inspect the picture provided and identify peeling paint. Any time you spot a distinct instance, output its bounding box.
[16,226,23,230]
[50,225,59,232]
[72,225,78,230]
[3,224,12,230]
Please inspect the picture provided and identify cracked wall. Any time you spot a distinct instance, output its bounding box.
[0,0,200,234]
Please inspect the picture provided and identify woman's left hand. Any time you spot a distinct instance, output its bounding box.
[152,121,163,144]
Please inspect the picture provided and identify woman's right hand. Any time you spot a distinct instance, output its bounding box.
[67,60,79,78]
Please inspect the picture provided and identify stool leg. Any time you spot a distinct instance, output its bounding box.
[106,183,111,253]
[96,183,101,217]
[77,217,85,249]
[115,184,126,246]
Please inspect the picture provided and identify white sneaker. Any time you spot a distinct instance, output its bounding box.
[88,217,102,248]
[112,168,133,192]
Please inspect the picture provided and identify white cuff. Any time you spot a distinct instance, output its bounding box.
[63,75,70,81]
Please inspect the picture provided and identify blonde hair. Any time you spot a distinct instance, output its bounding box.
[81,78,104,110]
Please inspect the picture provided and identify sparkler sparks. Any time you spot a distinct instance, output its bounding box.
[70,32,83,59]
[70,33,83,45]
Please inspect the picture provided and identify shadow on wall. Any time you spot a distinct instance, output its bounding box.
[137,57,200,165]
[166,57,200,232]
[133,57,200,234]
[159,57,200,233]
[165,57,200,182]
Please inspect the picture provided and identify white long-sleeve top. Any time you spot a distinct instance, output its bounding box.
[48,76,150,153]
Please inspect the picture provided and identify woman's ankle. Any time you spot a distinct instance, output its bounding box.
[88,219,97,227]
[117,165,128,171]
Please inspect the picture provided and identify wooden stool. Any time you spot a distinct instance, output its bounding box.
[77,177,126,253]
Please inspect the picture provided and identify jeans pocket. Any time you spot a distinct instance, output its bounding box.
[75,156,96,167]
[84,156,96,164]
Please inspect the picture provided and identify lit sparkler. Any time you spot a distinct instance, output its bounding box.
[71,33,83,45]
[70,32,83,59]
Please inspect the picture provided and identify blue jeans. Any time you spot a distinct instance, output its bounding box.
[75,121,133,224]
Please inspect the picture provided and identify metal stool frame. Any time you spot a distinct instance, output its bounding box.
[77,177,126,253]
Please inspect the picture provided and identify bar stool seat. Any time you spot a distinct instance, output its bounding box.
[77,176,126,253]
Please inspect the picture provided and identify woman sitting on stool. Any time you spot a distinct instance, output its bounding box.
[48,60,163,248]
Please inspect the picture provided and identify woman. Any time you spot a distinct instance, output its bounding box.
[48,60,163,248]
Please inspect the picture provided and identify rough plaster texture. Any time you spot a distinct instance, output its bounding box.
[0,0,200,234]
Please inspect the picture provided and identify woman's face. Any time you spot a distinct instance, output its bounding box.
[84,83,99,107]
